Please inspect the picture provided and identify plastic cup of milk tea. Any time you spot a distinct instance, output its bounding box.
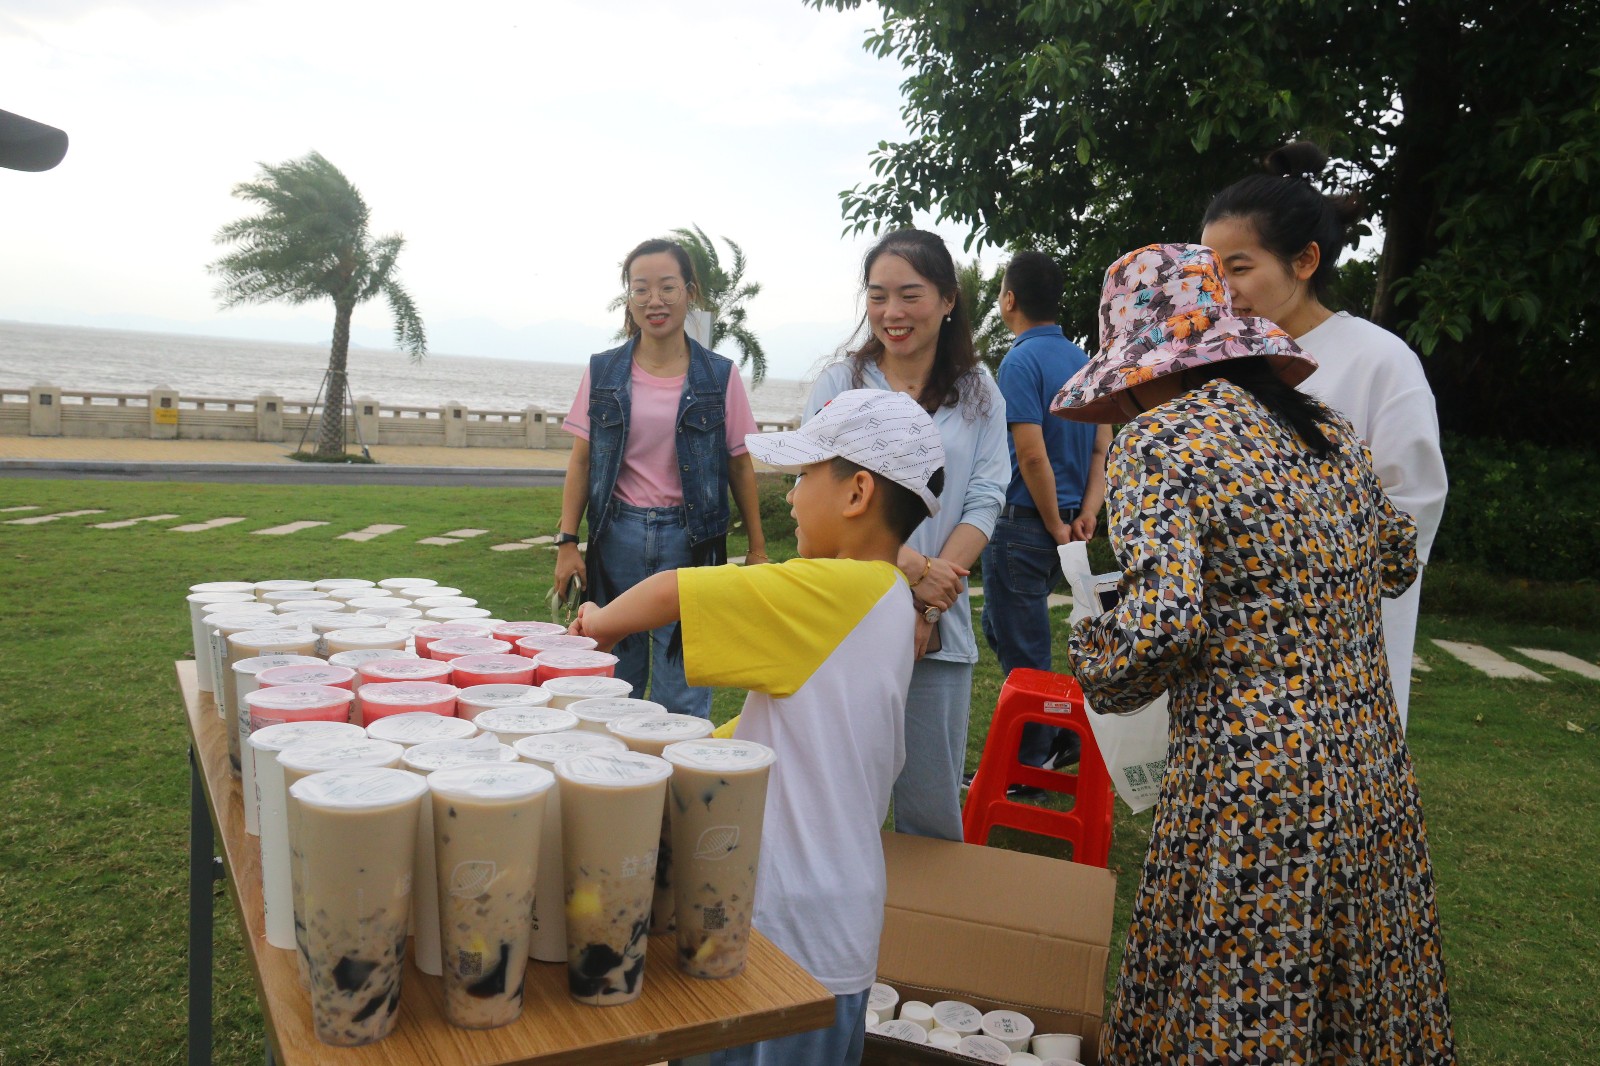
[323,627,408,656]
[660,739,774,977]
[473,707,579,745]
[225,627,319,772]
[568,696,664,735]
[289,768,427,1047]
[429,763,555,1029]
[232,654,326,832]
[456,684,552,721]
[512,732,628,963]
[540,674,633,710]
[185,590,255,691]
[611,714,715,934]
[203,610,298,721]
[554,751,672,1005]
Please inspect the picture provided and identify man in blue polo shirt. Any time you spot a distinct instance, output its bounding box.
[979,251,1110,782]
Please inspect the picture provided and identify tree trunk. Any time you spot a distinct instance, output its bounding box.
[1370,9,1461,332]
[317,301,354,457]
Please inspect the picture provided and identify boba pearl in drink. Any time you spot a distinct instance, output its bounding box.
[428,763,554,1028]
[608,714,714,934]
[289,768,428,1046]
[661,739,776,978]
[555,752,672,1005]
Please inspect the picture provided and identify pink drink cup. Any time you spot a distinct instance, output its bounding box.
[257,664,356,691]
[513,633,599,659]
[533,650,618,686]
[491,621,566,643]
[357,657,454,687]
[451,654,536,688]
[413,623,494,658]
[246,684,357,732]
[357,681,459,726]
[427,637,513,662]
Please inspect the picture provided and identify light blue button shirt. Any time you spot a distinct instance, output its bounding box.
[805,360,1009,664]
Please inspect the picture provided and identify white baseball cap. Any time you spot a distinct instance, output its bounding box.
[745,389,945,516]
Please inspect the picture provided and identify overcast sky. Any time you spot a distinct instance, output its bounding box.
[0,0,999,381]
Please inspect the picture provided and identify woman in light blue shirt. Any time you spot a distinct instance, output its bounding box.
[806,229,1008,840]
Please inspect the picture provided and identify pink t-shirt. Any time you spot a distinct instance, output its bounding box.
[564,359,757,508]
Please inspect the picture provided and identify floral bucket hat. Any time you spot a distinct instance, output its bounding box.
[1050,243,1318,424]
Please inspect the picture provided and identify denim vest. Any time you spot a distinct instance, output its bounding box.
[585,335,733,550]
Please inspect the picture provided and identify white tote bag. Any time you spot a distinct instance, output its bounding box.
[1059,541,1169,813]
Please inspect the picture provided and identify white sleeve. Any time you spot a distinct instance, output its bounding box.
[1366,385,1448,560]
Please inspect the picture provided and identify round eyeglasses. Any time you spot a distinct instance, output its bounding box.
[627,283,685,307]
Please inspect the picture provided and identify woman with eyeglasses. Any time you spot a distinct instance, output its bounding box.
[555,237,767,718]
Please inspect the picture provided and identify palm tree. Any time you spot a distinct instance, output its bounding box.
[608,225,768,383]
[958,256,1010,375]
[208,151,425,457]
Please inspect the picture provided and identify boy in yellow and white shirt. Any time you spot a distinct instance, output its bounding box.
[573,389,945,1066]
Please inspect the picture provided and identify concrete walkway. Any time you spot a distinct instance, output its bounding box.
[0,435,569,469]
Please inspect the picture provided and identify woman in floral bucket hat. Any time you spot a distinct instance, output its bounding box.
[1059,244,1455,1064]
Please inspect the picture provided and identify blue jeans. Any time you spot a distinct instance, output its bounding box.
[707,988,869,1066]
[595,501,713,718]
[980,511,1065,766]
[891,657,973,840]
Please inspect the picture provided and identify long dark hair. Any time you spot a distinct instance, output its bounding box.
[1201,142,1363,300]
[1208,356,1334,455]
[619,238,700,338]
[843,229,986,417]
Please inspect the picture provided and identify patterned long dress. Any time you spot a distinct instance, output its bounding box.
[1068,379,1455,1065]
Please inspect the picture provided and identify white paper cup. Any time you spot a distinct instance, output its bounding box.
[875,1020,928,1044]
[933,999,983,1035]
[1031,1034,1083,1060]
[248,722,366,948]
[1007,1054,1043,1066]
[868,982,900,1017]
[981,1009,1035,1052]
[899,1001,935,1031]
[958,1034,1013,1062]
[928,1029,961,1050]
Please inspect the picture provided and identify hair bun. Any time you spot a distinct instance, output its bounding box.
[1264,141,1329,182]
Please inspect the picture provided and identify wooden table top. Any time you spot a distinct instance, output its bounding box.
[177,661,833,1065]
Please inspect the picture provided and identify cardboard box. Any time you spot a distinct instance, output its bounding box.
[864,832,1117,1065]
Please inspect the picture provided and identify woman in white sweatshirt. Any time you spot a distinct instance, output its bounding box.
[1201,142,1448,731]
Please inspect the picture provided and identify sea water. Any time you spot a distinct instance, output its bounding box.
[0,320,808,423]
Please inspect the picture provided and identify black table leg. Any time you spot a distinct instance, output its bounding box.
[189,746,217,1066]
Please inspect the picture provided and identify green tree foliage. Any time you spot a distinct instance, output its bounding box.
[209,151,425,457]
[957,256,1009,374]
[806,0,1600,442]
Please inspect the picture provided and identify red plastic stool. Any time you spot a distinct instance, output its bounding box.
[961,668,1114,867]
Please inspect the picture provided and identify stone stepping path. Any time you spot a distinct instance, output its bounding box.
[253,521,329,536]
[420,528,491,547]
[93,514,180,529]
[1513,648,1600,682]
[489,535,570,553]
[339,524,405,542]
[170,517,248,533]
[1,505,40,513]
[1433,639,1552,682]
[6,509,106,525]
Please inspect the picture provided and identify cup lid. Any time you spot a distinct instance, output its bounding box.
[875,1020,928,1044]
[980,1010,1033,1039]
[395,584,461,600]
[491,621,567,640]
[661,738,777,772]
[427,761,555,801]
[429,637,512,658]
[328,649,418,669]
[244,683,355,711]
[189,580,256,594]
[274,599,348,614]
[205,612,294,631]
[958,1035,1013,1062]
[228,628,316,650]
[256,664,356,688]
[355,603,423,619]
[358,658,453,682]
[608,712,714,744]
[513,731,628,765]
[473,708,579,737]
[403,734,518,772]
[365,712,479,745]
[413,595,477,609]
[376,577,438,590]
[426,606,493,620]
[931,1001,983,1031]
[357,681,458,705]
[536,650,620,671]
[278,737,403,773]
[457,684,551,709]
[233,653,325,676]
[290,766,427,809]
[323,627,405,647]
[328,587,395,602]
[515,633,599,653]
[450,654,530,674]
[539,675,634,700]
[569,697,664,725]
[554,750,672,787]
[252,579,315,593]
[201,603,277,621]
[346,596,405,609]
[416,622,495,640]
[313,578,375,591]
[260,589,328,603]
[248,720,365,753]
[187,590,255,606]
[299,611,387,633]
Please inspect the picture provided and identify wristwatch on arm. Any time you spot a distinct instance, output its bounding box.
[554,531,580,547]
[919,603,941,625]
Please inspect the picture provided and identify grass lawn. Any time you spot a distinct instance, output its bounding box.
[1,478,1596,1064]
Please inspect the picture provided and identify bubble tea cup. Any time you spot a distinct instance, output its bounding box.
[428,763,555,1029]
[554,751,673,1005]
[289,768,428,1047]
[661,739,776,978]
[608,714,715,934]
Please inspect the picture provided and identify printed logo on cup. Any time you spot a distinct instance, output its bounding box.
[693,825,741,861]
[450,860,497,898]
